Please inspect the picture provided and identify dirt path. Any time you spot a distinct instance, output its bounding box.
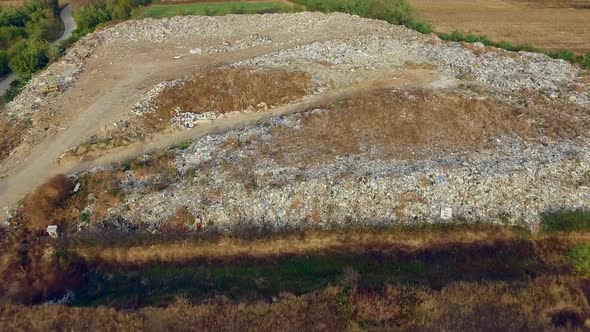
[0,69,443,217]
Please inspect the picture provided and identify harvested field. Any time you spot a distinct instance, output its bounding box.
[410,0,590,53]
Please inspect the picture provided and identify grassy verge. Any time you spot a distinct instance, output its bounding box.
[436,30,590,69]
[136,1,297,18]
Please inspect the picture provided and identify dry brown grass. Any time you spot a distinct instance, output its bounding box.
[410,0,590,53]
[162,206,198,233]
[266,89,589,165]
[0,119,24,163]
[21,175,74,232]
[73,224,590,265]
[1,277,589,331]
[145,66,313,131]
[0,225,86,305]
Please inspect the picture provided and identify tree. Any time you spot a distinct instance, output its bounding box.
[73,2,111,31]
[8,39,49,79]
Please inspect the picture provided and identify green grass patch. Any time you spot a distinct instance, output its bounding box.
[568,242,590,277]
[541,210,590,233]
[137,2,295,18]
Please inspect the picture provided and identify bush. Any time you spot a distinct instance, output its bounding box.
[550,50,575,61]
[73,1,112,31]
[7,39,49,79]
[405,20,432,34]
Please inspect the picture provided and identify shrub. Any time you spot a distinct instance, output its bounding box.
[405,20,432,34]
[22,174,74,232]
[550,50,575,61]
[107,0,133,20]
[73,1,112,31]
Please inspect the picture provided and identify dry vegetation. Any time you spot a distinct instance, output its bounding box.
[410,0,590,53]
[0,118,24,163]
[14,152,178,235]
[1,271,590,331]
[266,89,589,165]
[145,66,314,131]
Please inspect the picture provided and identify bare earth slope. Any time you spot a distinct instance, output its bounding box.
[0,13,589,229]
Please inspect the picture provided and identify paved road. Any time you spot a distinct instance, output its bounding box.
[0,4,76,96]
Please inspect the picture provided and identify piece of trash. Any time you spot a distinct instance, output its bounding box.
[440,207,453,220]
[73,183,80,193]
[174,55,182,59]
[47,225,59,238]
[189,48,202,54]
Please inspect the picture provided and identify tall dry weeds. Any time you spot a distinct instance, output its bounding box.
[144,67,313,131]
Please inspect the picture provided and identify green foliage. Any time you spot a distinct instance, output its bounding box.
[0,50,9,76]
[541,210,590,233]
[73,1,112,31]
[568,243,590,277]
[7,39,49,79]
[292,0,414,25]
[141,2,293,18]
[549,50,575,61]
[405,20,432,34]
[0,7,29,27]
[175,141,191,150]
[108,0,133,20]
[0,26,27,49]
[579,52,590,70]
